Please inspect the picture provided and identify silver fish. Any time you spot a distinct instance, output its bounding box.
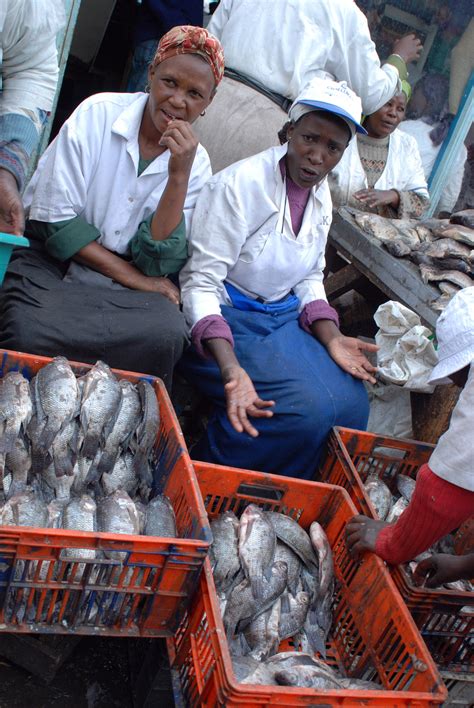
[131,380,159,488]
[363,474,392,520]
[135,500,146,535]
[417,237,472,261]
[279,591,310,641]
[419,264,473,289]
[62,495,96,563]
[79,361,122,462]
[432,294,453,312]
[101,452,138,497]
[2,488,48,527]
[274,541,302,597]
[0,372,32,454]
[210,511,241,593]
[265,651,335,673]
[224,561,288,640]
[384,239,411,258]
[396,474,416,502]
[51,418,79,478]
[433,224,474,247]
[239,504,276,599]
[411,251,472,275]
[98,490,139,536]
[339,677,382,690]
[96,380,141,475]
[386,496,408,524]
[450,209,474,230]
[143,494,176,537]
[267,512,318,571]
[42,461,75,503]
[244,600,281,661]
[309,522,333,597]
[349,209,400,241]
[5,434,31,497]
[241,663,278,685]
[274,664,343,689]
[231,655,261,682]
[33,358,79,454]
[438,281,461,296]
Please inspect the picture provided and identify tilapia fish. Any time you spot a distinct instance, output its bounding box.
[274,541,302,597]
[63,495,96,562]
[275,664,342,689]
[97,490,140,536]
[419,264,473,289]
[33,357,79,454]
[50,418,79,478]
[267,512,318,571]
[224,561,288,640]
[143,494,176,537]
[42,461,75,503]
[130,380,159,488]
[450,209,474,230]
[96,380,141,476]
[2,488,48,527]
[80,361,122,462]
[411,252,472,275]
[278,591,310,641]
[101,452,138,497]
[396,474,416,502]
[305,522,335,657]
[386,496,408,524]
[244,600,281,661]
[210,511,241,593]
[0,372,32,455]
[239,504,276,599]
[416,237,472,262]
[433,225,474,247]
[363,474,392,520]
[5,434,31,497]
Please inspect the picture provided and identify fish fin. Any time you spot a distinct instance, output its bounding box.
[250,575,265,600]
[96,450,118,477]
[81,432,101,461]
[37,418,61,454]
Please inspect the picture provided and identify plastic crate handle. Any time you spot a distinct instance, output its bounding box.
[236,482,285,502]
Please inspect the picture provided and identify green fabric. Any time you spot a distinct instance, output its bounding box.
[27,217,100,261]
[386,54,408,82]
[130,213,187,277]
[138,156,155,176]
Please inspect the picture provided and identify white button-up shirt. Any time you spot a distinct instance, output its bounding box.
[208,0,400,115]
[329,128,429,208]
[24,92,212,254]
[180,145,333,330]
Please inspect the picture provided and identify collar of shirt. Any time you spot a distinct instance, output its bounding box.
[111,94,170,175]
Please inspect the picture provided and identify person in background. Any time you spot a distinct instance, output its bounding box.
[414,552,474,589]
[179,79,378,479]
[329,82,430,218]
[193,0,422,172]
[0,26,223,392]
[0,0,65,235]
[126,0,203,93]
[346,287,474,565]
[399,74,467,217]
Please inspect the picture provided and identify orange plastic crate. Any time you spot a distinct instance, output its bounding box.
[319,427,474,672]
[0,349,211,636]
[168,461,447,706]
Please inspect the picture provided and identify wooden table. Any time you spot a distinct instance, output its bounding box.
[325,211,460,444]
[325,211,441,329]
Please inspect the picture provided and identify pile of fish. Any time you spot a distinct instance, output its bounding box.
[210,504,380,690]
[341,207,474,311]
[0,357,177,539]
[363,471,473,592]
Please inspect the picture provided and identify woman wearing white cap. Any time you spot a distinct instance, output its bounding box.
[347,287,474,565]
[179,79,378,478]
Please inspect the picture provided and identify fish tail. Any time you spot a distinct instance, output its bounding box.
[250,575,265,600]
[96,451,117,477]
[81,432,101,461]
[37,420,60,453]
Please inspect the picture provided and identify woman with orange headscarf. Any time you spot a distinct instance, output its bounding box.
[0,26,224,391]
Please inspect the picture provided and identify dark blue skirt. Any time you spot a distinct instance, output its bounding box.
[179,290,369,479]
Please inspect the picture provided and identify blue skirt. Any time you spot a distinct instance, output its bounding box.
[179,291,369,479]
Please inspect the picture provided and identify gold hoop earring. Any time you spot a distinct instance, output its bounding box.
[200,110,206,116]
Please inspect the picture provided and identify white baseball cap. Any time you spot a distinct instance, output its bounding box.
[428,287,474,385]
[289,78,367,137]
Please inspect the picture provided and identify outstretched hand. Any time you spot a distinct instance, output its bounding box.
[413,553,467,589]
[222,365,274,437]
[326,334,378,384]
[392,33,423,64]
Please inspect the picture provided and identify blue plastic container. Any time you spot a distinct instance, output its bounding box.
[0,232,29,285]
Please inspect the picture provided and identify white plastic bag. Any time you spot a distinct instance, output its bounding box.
[374,301,438,393]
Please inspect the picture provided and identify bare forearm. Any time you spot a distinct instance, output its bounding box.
[150,174,189,241]
[204,337,241,377]
[74,241,145,289]
[310,319,342,346]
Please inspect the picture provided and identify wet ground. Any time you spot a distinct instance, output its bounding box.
[0,636,175,707]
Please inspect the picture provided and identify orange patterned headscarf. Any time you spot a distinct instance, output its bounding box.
[152,25,225,85]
